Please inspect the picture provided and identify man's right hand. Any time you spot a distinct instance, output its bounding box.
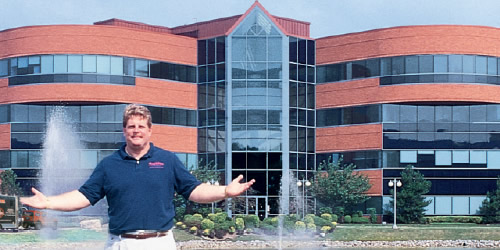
[20,187,50,209]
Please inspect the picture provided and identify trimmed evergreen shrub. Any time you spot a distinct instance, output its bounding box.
[344,215,352,224]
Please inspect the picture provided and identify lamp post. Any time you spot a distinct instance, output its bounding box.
[388,178,402,229]
[296,179,311,219]
[206,179,219,214]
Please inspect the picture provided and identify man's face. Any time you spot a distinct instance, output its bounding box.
[123,115,152,149]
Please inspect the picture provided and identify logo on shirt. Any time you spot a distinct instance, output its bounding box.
[148,161,165,169]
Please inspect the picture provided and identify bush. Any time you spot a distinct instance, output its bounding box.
[184,214,203,228]
[352,216,370,224]
[331,214,338,223]
[294,221,306,232]
[321,213,333,222]
[235,218,245,230]
[202,228,211,237]
[244,215,260,229]
[229,226,236,234]
[193,214,203,220]
[283,215,298,232]
[304,215,315,224]
[306,223,316,232]
[367,208,377,224]
[183,214,193,221]
[215,212,229,223]
[313,216,330,227]
[201,219,215,230]
[175,207,186,221]
[320,226,331,233]
[319,207,333,215]
[175,221,184,228]
[207,213,217,221]
[424,216,483,224]
[189,226,198,234]
[344,215,352,224]
[334,207,345,217]
[331,221,337,228]
[260,224,277,234]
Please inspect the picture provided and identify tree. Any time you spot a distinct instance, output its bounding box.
[0,169,24,196]
[390,166,431,224]
[174,160,221,216]
[312,159,372,213]
[478,177,500,223]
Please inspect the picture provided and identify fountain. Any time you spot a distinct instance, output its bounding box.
[38,106,107,236]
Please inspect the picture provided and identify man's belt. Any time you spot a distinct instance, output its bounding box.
[120,230,169,240]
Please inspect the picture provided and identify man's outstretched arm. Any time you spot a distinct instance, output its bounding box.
[189,175,255,203]
[20,187,91,211]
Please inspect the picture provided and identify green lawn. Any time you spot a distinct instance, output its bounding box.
[1,224,500,245]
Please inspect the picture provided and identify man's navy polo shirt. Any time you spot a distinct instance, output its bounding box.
[78,143,201,235]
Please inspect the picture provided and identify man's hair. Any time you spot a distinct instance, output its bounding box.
[123,104,152,128]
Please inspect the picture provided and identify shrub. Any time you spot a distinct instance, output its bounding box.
[319,207,333,215]
[244,215,260,229]
[270,217,279,227]
[189,226,198,234]
[424,216,483,224]
[331,214,338,223]
[207,213,217,221]
[367,208,377,224]
[183,214,193,221]
[235,218,245,230]
[344,215,352,224]
[321,213,333,222]
[352,216,370,224]
[229,226,236,234]
[331,221,337,228]
[175,221,184,229]
[306,223,316,232]
[201,218,215,230]
[184,214,203,228]
[304,215,315,224]
[355,211,363,218]
[294,221,306,232]
[320,226,331,233]
[203,228,211,236]
[215,212,228,224]
[313,216,330,227]
[283,215,298,232]
[260,224,277,234]
[334,207,345,217]
[193,214,203,220]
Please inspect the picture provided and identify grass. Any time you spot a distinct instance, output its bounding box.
[1,224,500,245]
[328,224,500,241]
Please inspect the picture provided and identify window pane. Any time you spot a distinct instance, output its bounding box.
[448,55,462,73]
[487,151,500,169]
[463,55,474,73]
[54,55,68,73]
[435,106,452,122]
[41,55,54,74]
[97,55,111,74]
[436,150,452,166]
[418,55,433,73]
[452,197,469,215]
[135,59,149,77]
[434,55,448,73]
[452,150,469,163]
[488,57,497,75]
[470,150,486,164]
[405,56,418,74]
[110,56,124,75]
[475,56,487,74]
[68,55,82,73]
[435,196,452,214]
[83,55,97,73]
[400,151,417,163]
[453,106,469,122]
[268,37,282,61]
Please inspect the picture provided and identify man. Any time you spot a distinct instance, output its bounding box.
[21,104,255,249]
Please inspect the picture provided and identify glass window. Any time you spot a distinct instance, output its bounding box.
[40,55,53,74]
[11,104,28,122]
[247,37,266,62]
[470,150,486,164]
[307,40,315,65]
[135,59,149,77]
[405,56,418,74]
[54,55,68,73]
[463,55,474,73]
[81,106,98,122]
[392,56,404,75]
[448,55,462,73]
[232,62,246,79]
[452,197,469,215]
[418,55,433,73]
[382,104,399,123]
[80,150,98,169]
[28,105,45,122]
[83,55,97,73]
[247,62,266,79]
[400,150,417,163]
[268,63,281,79]
[470,197,485,215]
[434,55,448,73]
[475,56,487,74]
[470,105,487,122]
[110,56,124,75]
[68,55,82,73]
[123,57,135,76]
[418,106,434,123]
[488,57,497,75]
[216,37,225,63]
[400,105,417,122]
[207,39,216,64]
[435,196,452,214]
[487,151,500,169]
[453,106,469,122]
[486,105,500,122]
[436,150,452,166]
[98,105,115,122]
[0,59,7,76]
[435,106,452,122]
[11,151,28,168]
[97,55,110,74]
[268,37,282,61]
[380,58,392,76]
[452,150,469,163]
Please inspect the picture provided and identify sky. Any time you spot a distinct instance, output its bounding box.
[2,0,500,38]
